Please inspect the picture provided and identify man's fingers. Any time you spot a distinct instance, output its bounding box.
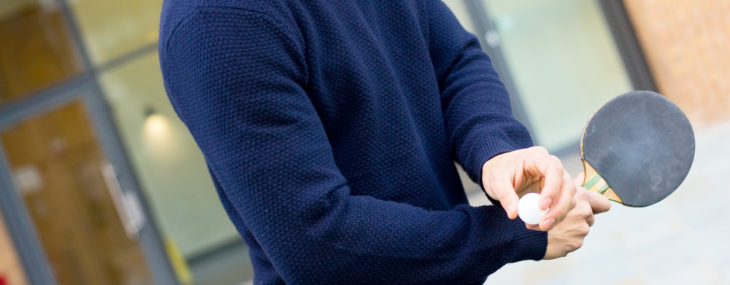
[526,154,563,211]
[583,189,611,214]
[574,173,611,214]
[573,172,585,187]
[518,152,575,231]
[491,176,520,219]
[579,200,596,226]
[483,146,591,225]
[540,171,576,231]
[525,223,540,231]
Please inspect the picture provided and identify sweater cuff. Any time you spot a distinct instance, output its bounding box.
[506,221,548,262]
[484,206,547,263]
[465,134,532,190]
[470,205,547,265]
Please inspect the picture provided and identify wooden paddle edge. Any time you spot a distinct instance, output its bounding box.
[581,159,623,203]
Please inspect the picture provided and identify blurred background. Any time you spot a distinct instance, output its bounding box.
[0,0,727,284]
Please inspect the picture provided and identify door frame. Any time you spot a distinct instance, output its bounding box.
[597,0,657,91]
[0,79,178,285]
[461,0,537,140]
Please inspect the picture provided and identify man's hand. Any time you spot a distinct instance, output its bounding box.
[481,146,575,231]
[543,173,611,259]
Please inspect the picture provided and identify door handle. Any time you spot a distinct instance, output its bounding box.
[101,162,145,239]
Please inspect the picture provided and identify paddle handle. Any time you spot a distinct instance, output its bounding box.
[581,160,623,203]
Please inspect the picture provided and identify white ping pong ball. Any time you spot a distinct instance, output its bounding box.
[518,193,547,225]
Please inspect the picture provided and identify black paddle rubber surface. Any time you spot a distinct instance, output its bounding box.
[581,91,695,207]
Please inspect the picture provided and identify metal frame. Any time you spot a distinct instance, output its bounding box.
[83,90,179,285]
[0,154,56,285]
[598,0,658,91]
[462,0,537,137]
[0,0,178,284]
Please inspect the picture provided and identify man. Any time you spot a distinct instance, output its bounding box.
[159,0,610,283]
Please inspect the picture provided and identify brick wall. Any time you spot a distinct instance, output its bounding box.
[624,0,730,127]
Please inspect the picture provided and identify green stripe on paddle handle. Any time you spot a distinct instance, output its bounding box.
[582,160,622,203]
[583,174,601,189]
[583,172,609,194]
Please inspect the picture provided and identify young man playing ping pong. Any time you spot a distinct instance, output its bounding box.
[159,0,611,283]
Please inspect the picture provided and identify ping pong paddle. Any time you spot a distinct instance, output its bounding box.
[579,90,695,207]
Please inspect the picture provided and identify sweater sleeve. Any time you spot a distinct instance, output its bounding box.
[426,0,535,185]
[161,7,545,284]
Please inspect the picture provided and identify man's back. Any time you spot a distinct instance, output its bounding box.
[159,0,544,283]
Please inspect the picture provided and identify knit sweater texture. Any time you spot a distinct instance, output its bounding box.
[159,0,547,283]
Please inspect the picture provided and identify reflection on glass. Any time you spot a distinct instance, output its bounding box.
[1,101,152,285]
[0,212,28,285]
[99,51,242,259]
[69,0,162,65]
[483,0,632,150]
[0,0,84,106]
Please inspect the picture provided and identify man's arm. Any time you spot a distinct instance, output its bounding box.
[161,7,546,284]
[426,1,531,183]
[426,1,575,230]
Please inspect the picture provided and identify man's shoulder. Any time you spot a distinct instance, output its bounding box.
[161,0,282,15]
[159,0,291,51]
[159,0,294,49]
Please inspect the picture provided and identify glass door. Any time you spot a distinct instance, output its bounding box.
[0,93,175,285]
[473,0,633,152]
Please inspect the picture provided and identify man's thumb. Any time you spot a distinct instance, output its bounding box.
[585,190,611,214]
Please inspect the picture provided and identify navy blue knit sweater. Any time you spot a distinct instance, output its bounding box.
[159,0,546,283]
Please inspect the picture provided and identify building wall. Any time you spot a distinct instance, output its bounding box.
[624,0,730,128]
